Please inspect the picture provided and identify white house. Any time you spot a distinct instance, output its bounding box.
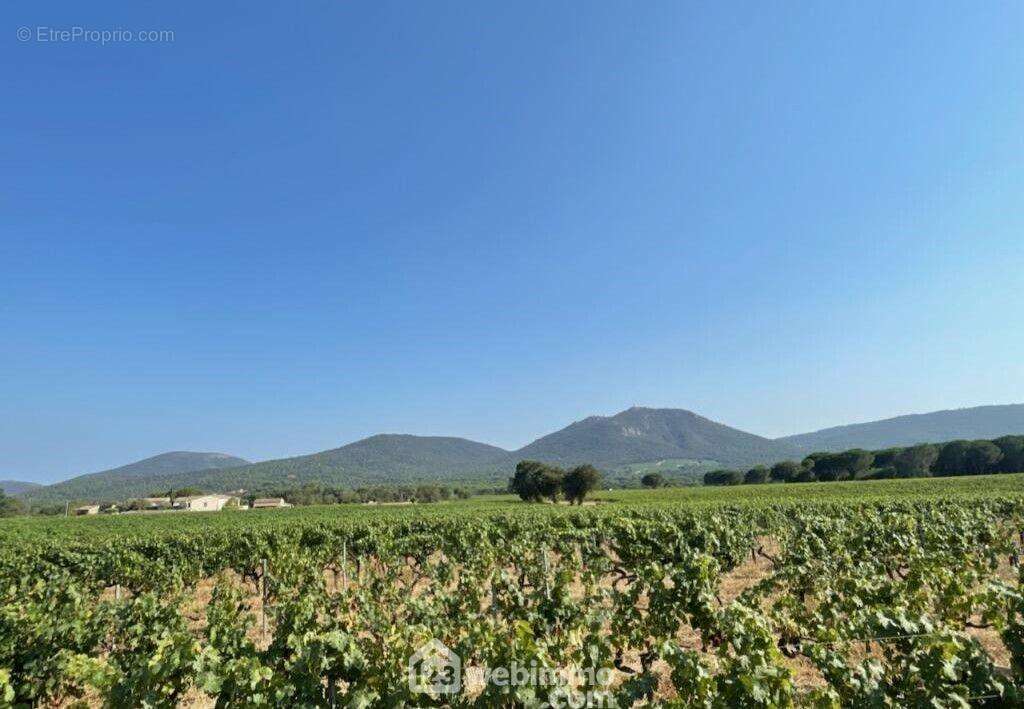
[178,494,240,512]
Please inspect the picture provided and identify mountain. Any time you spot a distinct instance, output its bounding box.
[24,437,508,503]
[514,407,800,469]
[140,435,511,495]
[778,404,1024,453]
[49,409,790,497]
[0,480,41,495]
[28,403,1024,503]
[20,409,806,502]
[22,452,250,504]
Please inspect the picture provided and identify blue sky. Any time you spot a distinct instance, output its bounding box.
[3,2,1023,482]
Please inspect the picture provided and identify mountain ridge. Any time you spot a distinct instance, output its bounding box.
[18,403,1024,504]
[22,452,251,504]
[19,408,799,503]
[777,403,1024,452]
[515,406,799,469]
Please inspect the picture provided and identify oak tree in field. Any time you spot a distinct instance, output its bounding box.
[563,464,600,504]
[510,460,565,502]
[537,465,565,503]
[509,460,545,502]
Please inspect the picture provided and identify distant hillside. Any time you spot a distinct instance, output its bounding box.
[28,403,1022,503]
[23,452,250,504]
[26,437,509,503]
[0,480,41,495]
[779,404,1024,453]
[148,435,511,494]
[514,407,800,469]
[20,410,807,501]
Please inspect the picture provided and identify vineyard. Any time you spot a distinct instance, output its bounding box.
[3,476,1024,707]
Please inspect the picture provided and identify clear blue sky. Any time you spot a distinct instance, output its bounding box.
[3,2,1023,482]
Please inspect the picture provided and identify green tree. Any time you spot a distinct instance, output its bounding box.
[562,464,600,504]
[414,484,446,502]
[994,436,1024,473]
[509,460,545,502]
[961,440,1002,475]
[743,465,769,485]
[838,449,875,478]
[933,440,971,476]
[893,443,939,478]
[801,452,829,471]
[536,466,565,503]
[871,448,903,468]
[793,466,818,482]
[769,460,800,483]
[866,465,897,479]
[809,453,846,481]
[641,472,666,488]
[933,440,1001,476]
[809,450,873,482]
[509,461,564,502]
[703,470,742,486]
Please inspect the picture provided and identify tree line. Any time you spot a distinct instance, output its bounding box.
[704,434,1024,486]
[508,460,601,504]
[240,482,475,505]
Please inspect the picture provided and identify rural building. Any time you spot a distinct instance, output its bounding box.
[75,505,100,515]
[178,494,240,512]
[251,498,291,509]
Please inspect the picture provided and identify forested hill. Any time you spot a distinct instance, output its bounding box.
[19,409,800,503]
[21,452,250,504]
[139,435,512,495]
[777,404,1024,453]
[21,404,1024,504]
[24,436,511,503]
[514,407,800,469]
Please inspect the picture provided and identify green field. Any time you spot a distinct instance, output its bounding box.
[3,473,1024,706]
[3,473,1022,544]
